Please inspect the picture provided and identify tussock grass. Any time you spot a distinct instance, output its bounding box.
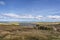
[0,22,60,40]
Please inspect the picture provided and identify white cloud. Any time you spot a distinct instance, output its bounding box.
[3,13,43,20]
[19,15,34,19]
[3,13,34,18]
[1,13,60,21]
[47,15,60,19]
[0,1,5,5]
[3,13,20,18]
[35,16,43,20]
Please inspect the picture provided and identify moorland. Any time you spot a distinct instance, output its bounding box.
[0,22,60,40]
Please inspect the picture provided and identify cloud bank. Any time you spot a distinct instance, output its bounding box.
[0,13,60,22]
[47,15,60,19]
[3,13,43,20]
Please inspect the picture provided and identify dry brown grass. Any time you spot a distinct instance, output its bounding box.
[0,23,60,40]
[1,30,50,40]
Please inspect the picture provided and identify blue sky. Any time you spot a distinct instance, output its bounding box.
[0,0,60,22]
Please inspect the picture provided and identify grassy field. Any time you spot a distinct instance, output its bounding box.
[0,22,60,40]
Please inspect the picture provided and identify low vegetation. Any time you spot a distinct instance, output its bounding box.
[0,22,60,40]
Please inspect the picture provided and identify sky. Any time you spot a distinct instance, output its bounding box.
[0,0,60,22]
